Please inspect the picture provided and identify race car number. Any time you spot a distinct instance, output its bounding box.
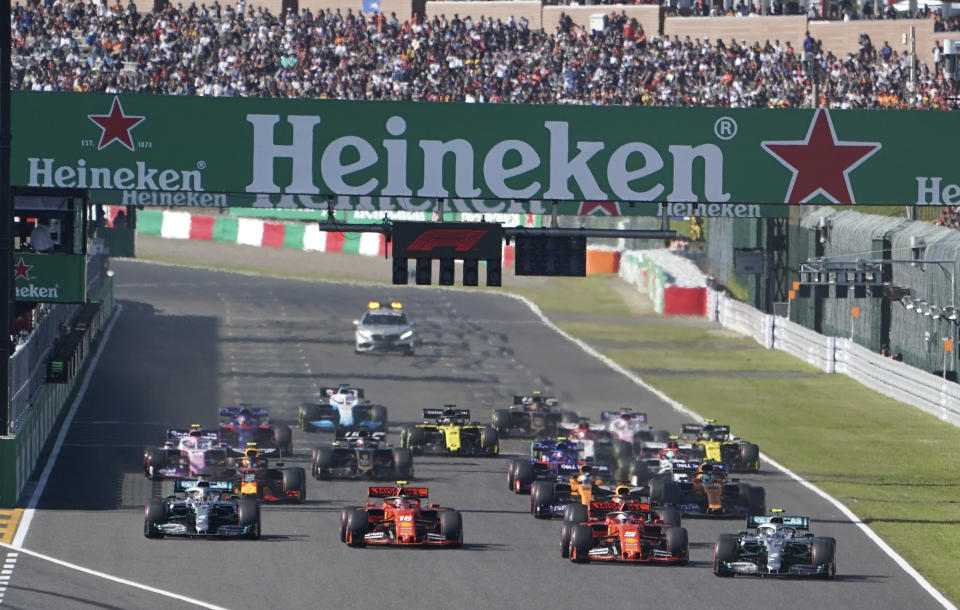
[398,515,413,522]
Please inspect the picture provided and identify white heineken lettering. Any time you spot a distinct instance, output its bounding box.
[29,158,202,191]
[383,117,412,197]
[667,145,730,202]
[244,114,731,203]
[419,139,481,198]
[483,140,540,199]
[245,114,321,194]
[121,191,226,207]
[543,121,605,200]
[913,177,960,205]
[16,284,59,299]
[321,135,378,194]
[662,202,761,218]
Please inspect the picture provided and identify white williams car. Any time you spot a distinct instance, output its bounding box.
[354,301,416,355]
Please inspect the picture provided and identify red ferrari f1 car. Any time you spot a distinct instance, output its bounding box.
[339,483,462,548]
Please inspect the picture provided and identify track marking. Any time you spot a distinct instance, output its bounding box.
[0,541,228,610]
[505,292,958,610]
[14,304,123,548]
[0,551,15,605]
[0,512,22,544]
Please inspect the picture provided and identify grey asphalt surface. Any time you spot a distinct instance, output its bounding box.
[5,256,946,610]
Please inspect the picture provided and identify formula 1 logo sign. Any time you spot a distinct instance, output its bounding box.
[392,222,503,260]
[407,229,488,252]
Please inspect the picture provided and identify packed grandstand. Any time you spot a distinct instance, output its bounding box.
[10,1,957,109]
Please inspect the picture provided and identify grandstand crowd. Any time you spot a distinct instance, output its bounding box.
[9,0,959,108]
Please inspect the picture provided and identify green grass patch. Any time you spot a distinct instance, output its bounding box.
[604,347,821,373]
[554,321,748,345]
[506,276,631,316]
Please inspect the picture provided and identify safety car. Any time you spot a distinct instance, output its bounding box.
[353,301,415,355]
[143,479,260,539]
[339,482,462,547]
[713,510,837,578]
[311,430,414,480]
[400,406,499,456]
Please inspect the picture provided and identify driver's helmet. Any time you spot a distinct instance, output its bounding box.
[236,414,248,426]
[758,523,777,538]
[664,449,676,460]
[615,512,629,524]
[188,488,205,502]
[612,495,626,508]
[392,497,406,509]
[578,422,589,432]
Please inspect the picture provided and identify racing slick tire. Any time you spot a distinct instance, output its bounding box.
[748,485,765,514]
[339,507,356,542]
[312,446,335,480]
[402,426,426,452]
[811,537,837,579]
[666,526,689,564]
[739,442,760,471]
[370,404,388,427]
[492,409,511,436]
[392,448,414,479]
[657,508,682,528]
[530,481,556,518]
[480,426,499,454]
[345,508,369,547]
[649,478,680,507]
[569,524,594,563]
[563,503,589,525]
[506,459,518,491]
[513,461,535,494]
[238,500,261,540]
[440,510,463,547]
[560,520,574,558]
[282,468,306,503]
[629,459,651,486]
[299,404,322,431]
[713,534,739,576]
[144,498,167,538]
[144,449,166,480]
[274,424,293,457]
[651,429,671,443]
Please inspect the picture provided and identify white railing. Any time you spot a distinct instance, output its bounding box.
[713,290,960,427]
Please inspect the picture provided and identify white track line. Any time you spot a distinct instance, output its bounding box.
[505,292,957,610]
[13,303,124,548]
[0,541,228,610]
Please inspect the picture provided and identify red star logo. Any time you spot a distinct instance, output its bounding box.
[13,257,32,280]
[579,201,621,216]
[88,97,145,151]
[762,108,880,204]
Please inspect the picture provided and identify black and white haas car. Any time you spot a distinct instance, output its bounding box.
[311,430,414,480]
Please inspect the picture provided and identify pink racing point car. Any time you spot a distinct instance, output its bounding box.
[143,426,229,480]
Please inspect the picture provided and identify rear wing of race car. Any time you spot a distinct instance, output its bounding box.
[532,439,584,455]
[166,428,219,442]
[600,411,648,424]
[227,446,279,457]
[320,386,366,399]
[173,479,234,493]
[747,515,810,530]
[589,499,651,517]
[682,423,731,436]
[641,441,695,452]
[513,394,560,406]
[367,486,429,499]
[218,407,269,419]
[423,407,470,421]
[670,460,727,473]
[558,423,606,433]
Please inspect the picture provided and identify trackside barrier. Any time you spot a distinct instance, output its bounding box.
[0,277,115,507]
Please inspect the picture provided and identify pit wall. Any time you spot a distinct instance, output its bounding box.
[0,278,115,508]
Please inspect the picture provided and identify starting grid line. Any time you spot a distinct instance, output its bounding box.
[0,552,17,606]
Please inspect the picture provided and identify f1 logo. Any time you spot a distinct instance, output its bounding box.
[406,229,488,252]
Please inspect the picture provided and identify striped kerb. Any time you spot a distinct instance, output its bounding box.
[136,210,164,235]
[283,224,306,249]
[261,222,286,248]
[189,215,216,240]
[213,217,240,243]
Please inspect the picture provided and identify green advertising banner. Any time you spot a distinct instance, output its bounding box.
[13,253,87,303]
[11,92,945,214]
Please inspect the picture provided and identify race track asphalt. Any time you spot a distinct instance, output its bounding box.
[4,260,946,610]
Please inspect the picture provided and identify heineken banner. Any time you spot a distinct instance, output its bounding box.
[13,253,87,303]
[12,92,952,214]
